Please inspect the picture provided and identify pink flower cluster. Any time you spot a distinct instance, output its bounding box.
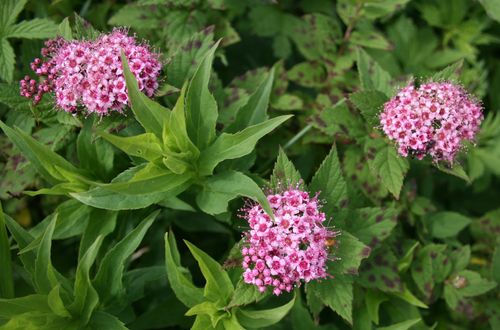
[20,29,161,115]
[241,188,336,296]
[380,81,483,163]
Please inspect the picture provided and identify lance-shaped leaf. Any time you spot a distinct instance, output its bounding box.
[0,202,13,298]
[307,277,353,324]
[68,236,103,324]
[6,18,58,39]
[185,41,220,150]
[0,295,51,318]
[48,285,71,318]
[3,213,36,276]
[93,211,158,307]
[196,170,272,216]
[236,293,296,329]
[184,240,234,304]
[163,83,200,160]
[356,48,392,97]
[0,120,86,185]
[122,53,170,138]
[198,115,292,176]
[71,165,192,210]
[99,132,164,162]
[226,68,275,133]
[34,215,59,295]
[79,208,118,260]
[164,232,204,308]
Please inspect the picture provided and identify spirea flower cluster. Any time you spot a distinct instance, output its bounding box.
[241,188,336,296]
[20,29,161,115]
[380,81,483,163]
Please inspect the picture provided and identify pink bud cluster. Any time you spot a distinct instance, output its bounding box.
[380,81,483,163]
[241,188,336,296]
[20,29,161,115]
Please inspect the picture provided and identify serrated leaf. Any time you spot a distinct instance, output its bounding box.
[196,170,272,216]
[184,240,234,303]
[164,232,204,308]
[348,207,398,249]
[333,231,371,276]
[198,115,292,176]
[288,62,326,88]
[434,163,470,183]
[310,145,348,216]
[365,139,409,199]
[7,19,57,39]
[269,148,302,190]
[0,0,28,29]
[356,48,392,97]
[307,277,353,324]
[227,280,264,308]
[430,60,463,81]
[166,26,215,88]
[0,38,15,82]
[349,90,388,128]
[236,293,295,329]
[93,211,158,308]
[57,17,72,40]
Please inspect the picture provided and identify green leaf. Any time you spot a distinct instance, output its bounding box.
[347,207,398,249]
[227,280,264,308]
[492,240,500,284]
[430,60,463,81]
[121,53,170,138]
[288,62,326,88]
[163,83,200,161]
[377,318,421,330]
[77,118,114,180]
[198,115,292,176]
[307,277,353,324]
[478,0,500,23]
[0,38,15,82]
[236,293,295,329]
[0,120,85,185]
[3,213,36,277]
[351,30,392,50]
[99,132,163,162]
[68,236,103,324]
[185,41,220,150]
[226,68,274,133]
[166,26,215,88]
[0,202,13,298]
[184,240,234,303]
[164,232,204,308]
[93,210,158,307]
[196,170,272,216]
[88,311,128,330]
[79,208,117,260]
[349,90,388,128]
[6,19,57,39]
[390,286,428,309]
[47,285,70,317]
[434,163,470,183]
[359,247,403,293]
[426,212,471,239]
[310,145,348,215]
[365,139,409,199]
[34,215,58,294]
[332,231,371,275]
[365,290,388,325]
[269,148,302,190]
[450,270,497,297]
[356,48,392,97]
[57,17,72,40]
[0,295,51,318]
[0,0,28,29]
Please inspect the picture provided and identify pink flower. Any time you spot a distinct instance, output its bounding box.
[380,81,483,163]
[20,28,161,116]
[240,188,337,295]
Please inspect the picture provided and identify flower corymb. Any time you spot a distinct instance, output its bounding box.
[20,28,161,115]
[380,81,483,163]
[241,188,336,296]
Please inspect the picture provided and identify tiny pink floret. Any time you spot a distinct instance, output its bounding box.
[20,28,161,115]
[380,81,483,163]
[241,188,336,295]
